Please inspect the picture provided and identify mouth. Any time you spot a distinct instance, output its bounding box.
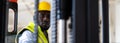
[42,22,49,26]
[43,23,46,25]
[42,22,50,30]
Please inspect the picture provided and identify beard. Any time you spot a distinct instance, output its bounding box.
[38,22,50,30]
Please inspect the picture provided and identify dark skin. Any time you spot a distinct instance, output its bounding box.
[38,10,50,40]
[38,10,50,31]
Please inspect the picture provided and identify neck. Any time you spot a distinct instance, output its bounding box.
[40,26,48,31]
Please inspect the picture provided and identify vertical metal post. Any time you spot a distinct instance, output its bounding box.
[0,0,7,43]
[56,0,72,43]
[57,0,66,43]
[34,0,39,43]
[50,0,57,43]
[72,0,99,43]
[102,0,109,43]
[14,2,18,34]
[87,0,99,43]
[72,0,87,43]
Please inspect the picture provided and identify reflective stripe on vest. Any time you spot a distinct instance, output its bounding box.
[15,22,48,43]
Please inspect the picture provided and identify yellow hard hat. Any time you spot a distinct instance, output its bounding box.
[38,1,51,11]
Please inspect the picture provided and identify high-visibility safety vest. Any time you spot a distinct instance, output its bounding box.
[15,22,48,43]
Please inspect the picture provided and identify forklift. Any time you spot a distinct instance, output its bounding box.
[0,0,109,43]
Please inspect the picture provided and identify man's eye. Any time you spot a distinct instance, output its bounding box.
[39,14,43,17]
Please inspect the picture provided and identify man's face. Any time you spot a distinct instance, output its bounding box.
[38,11,50,30]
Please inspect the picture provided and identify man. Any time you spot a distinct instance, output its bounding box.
[15,1,50,43]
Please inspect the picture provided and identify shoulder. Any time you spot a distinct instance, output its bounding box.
[19,30,34,39]
[19,30,35,43]
[21,30,33,37]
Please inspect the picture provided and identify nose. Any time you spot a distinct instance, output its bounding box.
[43,16,48,21]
